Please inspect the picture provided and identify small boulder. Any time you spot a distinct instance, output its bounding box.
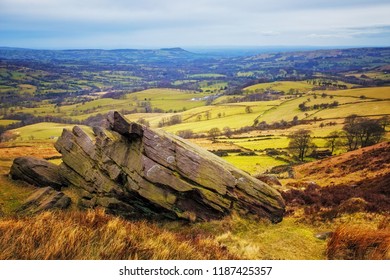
[17,187,71,215]
[10,156,65,190]
[315,231,333,240]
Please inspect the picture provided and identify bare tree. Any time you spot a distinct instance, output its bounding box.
[223,126,233,138]
[343,115,385,150]
[288,129,314,161]
[325,131,342,154]
[208,127,221,141]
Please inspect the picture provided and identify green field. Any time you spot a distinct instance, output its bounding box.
[312,100,390,119]
[254,94,375,124]
[223,154,287,174]
[7,88,209,121]
[346,71,390,81]
[211,95,243,104]
[324,86,390,99]
[129,88,208,111]
[199,81,228,93]
[161,101,275,133]
[188,73,226,78]
[10,123,90,141]
[124,100,281,133]
[244,81,314,93]
[122,88,387,136]
[3,84,389,175]
[0,119,20,126]
[224,137,290,150]
[124,113,172,127]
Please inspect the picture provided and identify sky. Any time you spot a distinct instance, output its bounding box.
[1,0,390,49]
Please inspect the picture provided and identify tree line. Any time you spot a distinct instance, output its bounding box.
[288,115,388,161]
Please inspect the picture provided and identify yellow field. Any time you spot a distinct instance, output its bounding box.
[244,81,314,93]
[325,86,390,99]
[125,100,281,133]
[0,119,20,126]
[9,123,90,141]
[8,88,209,121]
[223,154,286,174]
[312,101,390,119]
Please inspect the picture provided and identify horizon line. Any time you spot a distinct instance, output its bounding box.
[1,45,390,52]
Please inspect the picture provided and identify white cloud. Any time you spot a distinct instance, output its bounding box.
[1,0,389,48]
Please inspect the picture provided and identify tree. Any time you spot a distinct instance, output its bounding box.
[223,126,233,138]
[343,115,385,150]
[292,116,299,125]
[158,117,170,128]
[288,129,313,161]
[379,116,389,130]
[137,118,150,127]
[325,131,342,154]
[177,129,194,139]
[208,127,221,141]
[343,114,359,150]
[169,115,182,125]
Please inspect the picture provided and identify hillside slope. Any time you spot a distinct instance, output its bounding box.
[283,141,390,216]
[293,141,390,187]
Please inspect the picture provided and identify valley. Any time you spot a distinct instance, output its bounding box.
[0,46,389,260]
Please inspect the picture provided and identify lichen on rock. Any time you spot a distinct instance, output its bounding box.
[10,111,285,222]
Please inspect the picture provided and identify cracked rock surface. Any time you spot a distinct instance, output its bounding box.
[12,111,285,222]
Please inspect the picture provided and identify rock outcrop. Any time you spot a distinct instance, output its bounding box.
[17,187,71,215]
[10,156,65,190]
[52,111,285,222]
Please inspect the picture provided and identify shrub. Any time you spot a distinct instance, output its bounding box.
[327,226,390,260]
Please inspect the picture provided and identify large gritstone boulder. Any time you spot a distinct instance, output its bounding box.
[53,111,285,222]
[10,156,65,190]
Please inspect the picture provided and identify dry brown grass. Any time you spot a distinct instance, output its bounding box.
[327,225,390,260]
[290,141,390,187]
[0,209,237,260]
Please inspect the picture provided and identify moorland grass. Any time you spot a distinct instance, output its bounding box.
[0,209,237,260]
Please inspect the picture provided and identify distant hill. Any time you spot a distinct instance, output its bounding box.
[1,46,390,67]
[0,46,201,63]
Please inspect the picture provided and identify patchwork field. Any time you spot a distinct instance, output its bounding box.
[324,86,390,99]
[6,88,209,121]
[244,81,315,93]
[9,123,90,141]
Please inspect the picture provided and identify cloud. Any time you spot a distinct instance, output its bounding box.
[260,31,281,37]
[307,25,390,40]
[1,0,390,48]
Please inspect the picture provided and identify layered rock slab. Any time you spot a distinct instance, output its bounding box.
[17,187,71,215]
[10,156,65,190]
[54,111,285,222]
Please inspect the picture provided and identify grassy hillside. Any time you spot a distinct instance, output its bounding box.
[9,123,90,141]
[6,88,208,121]
[1,139,388,260]
[121,86,387,136]
[0,119,19,126]
[0,210,236,260]
[244,81,314,93]
[324,86,390,99]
